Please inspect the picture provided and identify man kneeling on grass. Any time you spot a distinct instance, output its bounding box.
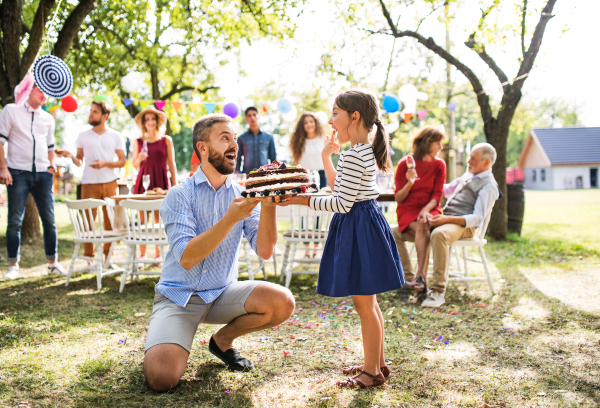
[144,114,294,392]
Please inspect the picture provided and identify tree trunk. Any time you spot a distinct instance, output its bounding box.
[22,194,41,240]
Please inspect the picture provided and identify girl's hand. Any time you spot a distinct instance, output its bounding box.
[275,195,310,207]
[322,131,340,158]
[406,168,418,185]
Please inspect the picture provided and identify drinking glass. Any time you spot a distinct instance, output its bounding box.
[126,174,134,195]
[311,170,320,189]
[142,174,150,193]
[406,155,420,181]
[142,140,149,155]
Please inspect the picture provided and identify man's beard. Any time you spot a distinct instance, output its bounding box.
[208,146,236,175]
[89,119,101,126]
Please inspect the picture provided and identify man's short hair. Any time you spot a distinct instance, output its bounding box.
[192,114,232,161]
[472,142,496,165]
[92,101,111,117]
[245,106,258,117]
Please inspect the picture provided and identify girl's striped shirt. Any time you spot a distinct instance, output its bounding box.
[309,143,379,213]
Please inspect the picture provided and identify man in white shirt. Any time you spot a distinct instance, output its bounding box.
[59,101,126,261]
[0,84,67,279]
[420,143,499,307]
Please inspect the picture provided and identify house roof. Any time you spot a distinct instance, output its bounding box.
[532,127,600,165]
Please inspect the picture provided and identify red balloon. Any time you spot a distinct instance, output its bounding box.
[61,95,78,113]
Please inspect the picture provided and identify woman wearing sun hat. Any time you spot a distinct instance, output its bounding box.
[132,105,177,262]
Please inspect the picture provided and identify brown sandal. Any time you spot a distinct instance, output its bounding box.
[337,371,385,389]
[342,365,390,379]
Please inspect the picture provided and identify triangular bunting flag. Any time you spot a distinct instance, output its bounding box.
[171,101,183,111]
[447,102,457,112]
[123,98,134,107]
[140,101,153,110]
[204,103,216,114]
[155,101,166,111]
[416,110,428,120]
[189,103,201,111]
[403,113,413,124]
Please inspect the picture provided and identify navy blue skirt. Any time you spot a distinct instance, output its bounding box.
[316,200,405,297]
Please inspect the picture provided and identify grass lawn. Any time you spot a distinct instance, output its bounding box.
[0,190,599,407]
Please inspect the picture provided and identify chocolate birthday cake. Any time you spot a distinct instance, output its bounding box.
[241,161,318,198]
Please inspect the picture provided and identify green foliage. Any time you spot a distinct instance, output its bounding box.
[69,0,303,123]
[171,126,194,172]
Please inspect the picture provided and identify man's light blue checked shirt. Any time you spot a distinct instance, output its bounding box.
[157,168,260,307]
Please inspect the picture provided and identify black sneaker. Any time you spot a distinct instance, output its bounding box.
[208,335,254,372]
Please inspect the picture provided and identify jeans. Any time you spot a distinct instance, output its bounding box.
[318,170,327,190]
[6,169,57,263]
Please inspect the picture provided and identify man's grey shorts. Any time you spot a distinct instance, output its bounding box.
[145,280,264,353]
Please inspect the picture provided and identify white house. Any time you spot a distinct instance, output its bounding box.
[518,127,600,190]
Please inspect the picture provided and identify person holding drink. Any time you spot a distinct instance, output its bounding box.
[58,100,126,263]
[132,106,177,262]
[392,126,446,298]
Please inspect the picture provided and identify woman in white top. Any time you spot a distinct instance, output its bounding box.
[290,112,327,258]
[290,112,327,189]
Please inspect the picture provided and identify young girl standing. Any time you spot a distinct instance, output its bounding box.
[277,89,404,388]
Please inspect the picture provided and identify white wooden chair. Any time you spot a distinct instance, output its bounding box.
[103,197,127,270]
[279,205,333,288]
[120,199,168,292]
[238,236,277,280]
[447,212,495,294]
[65,199,126,290]
[402,211,495,294]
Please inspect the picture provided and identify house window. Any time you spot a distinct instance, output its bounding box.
[532,170,536,182]
[541,169,546,182]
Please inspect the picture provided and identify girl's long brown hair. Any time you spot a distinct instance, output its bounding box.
[290,112,325,162]
[411,126,446,160]
[334,89,391,172]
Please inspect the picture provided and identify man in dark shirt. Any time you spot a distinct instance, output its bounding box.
[235,107,277,174]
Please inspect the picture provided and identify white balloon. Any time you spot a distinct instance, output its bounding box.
[315,111,329,126]
[121,72,145,93]
[281,105,298,123]
[327,95,336,112]
[417,91,429,101]
[384,121,400,134]
[398,84,418,115]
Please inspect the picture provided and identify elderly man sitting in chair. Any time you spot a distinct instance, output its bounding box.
[393,143,499,308]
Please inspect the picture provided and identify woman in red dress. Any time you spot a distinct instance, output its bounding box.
[394,126,446,295]
[132,106,177,262]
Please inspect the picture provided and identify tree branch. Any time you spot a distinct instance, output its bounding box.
[160,85,218,101]
[241,0,269,35]
[3,0,25,87]
[21,0,56,78]
[378,0,493,123]
[52,0,97,60]
[416,4,443,33]
[464,34,509,86]
[521,0,528,59]
[513,0,557,95]
[89,20,148,64]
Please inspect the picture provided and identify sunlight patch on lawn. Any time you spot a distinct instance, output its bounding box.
[422,341,479,363]
[521,266,600,314]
